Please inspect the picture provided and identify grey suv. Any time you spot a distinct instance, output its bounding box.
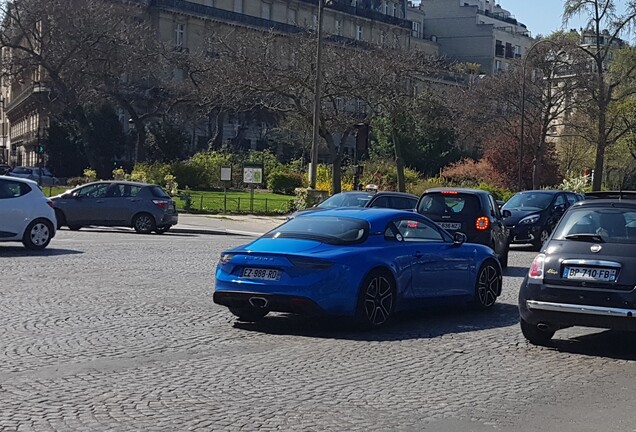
[51,181,178,234]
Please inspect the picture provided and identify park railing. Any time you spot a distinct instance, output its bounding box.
[179,192,294,214]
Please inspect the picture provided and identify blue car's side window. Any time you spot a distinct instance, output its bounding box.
[393,219,444,242]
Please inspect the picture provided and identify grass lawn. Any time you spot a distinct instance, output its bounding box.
[42,186,295,214]
[176,190,295,213]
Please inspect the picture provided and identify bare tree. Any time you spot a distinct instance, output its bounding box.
[563,0,636,190]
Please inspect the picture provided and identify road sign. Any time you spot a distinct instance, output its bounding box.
[243,164,263,185]
[221,166,232,182]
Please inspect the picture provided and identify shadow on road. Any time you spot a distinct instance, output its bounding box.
[503,266,529,278]
[510,244,538,253]
[549,330,636,361]
[233,303,520,342]
[0,246,84,257]
[59,227,197,237]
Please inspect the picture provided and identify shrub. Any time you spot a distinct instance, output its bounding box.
[477,182,515,201]
[131,163,172,185]
[358,159,420,191]
[164,174,179,195]
[560,173,591,194]
[83,168,97,182]
[112,167,126,180]
[441,158,507,188]
[172,161,209,190]
[67,177,87,187]
[267,171,304,195]
[407,177,449,197]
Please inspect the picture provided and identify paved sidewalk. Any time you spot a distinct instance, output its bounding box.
[171,212,287,237]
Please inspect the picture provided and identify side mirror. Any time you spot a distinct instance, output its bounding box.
[502,209,512,218]
[452,231,467,246]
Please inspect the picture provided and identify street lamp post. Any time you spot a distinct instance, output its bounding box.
[518,39,561,191]
[308,0,326,189]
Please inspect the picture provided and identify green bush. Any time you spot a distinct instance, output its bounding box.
[131,163,172,186]
[268,171,304,195]
[407,177,449,196]
[477,182,515,201]
[171,161,210,190]
[67,177,87,187]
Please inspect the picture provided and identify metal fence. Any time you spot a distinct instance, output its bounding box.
[184,194,294,213]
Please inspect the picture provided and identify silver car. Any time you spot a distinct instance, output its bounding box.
[8,166,60,186]
[51,180,178,234]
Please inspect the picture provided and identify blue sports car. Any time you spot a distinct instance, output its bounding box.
[213,208,502,328]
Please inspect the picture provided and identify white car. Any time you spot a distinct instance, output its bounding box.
[0,176,57,250]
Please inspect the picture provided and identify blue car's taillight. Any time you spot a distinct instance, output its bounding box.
[288,257,333,270]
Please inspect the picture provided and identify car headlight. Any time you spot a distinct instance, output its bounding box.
[519,214,540,225]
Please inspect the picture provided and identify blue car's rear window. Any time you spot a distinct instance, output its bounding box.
[264,216,369,245]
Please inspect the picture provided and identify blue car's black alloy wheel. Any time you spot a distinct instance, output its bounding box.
[358,270,395,328]
[475,261,500,309]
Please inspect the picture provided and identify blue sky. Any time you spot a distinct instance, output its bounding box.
[500,0,629,38]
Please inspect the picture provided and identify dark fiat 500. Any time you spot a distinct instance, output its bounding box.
[519,199,636,345]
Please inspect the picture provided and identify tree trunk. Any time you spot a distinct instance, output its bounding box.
[592,55,607,192]
[392,124,405,192]
[132,116,146,164]
[71,105,100,171]
[592,102,607,191]
[323,133,341,194]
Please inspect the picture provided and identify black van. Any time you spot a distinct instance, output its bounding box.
[416,188,510,268]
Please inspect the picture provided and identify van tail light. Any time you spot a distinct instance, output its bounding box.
[528,254,546,279]
[152,200,168,209]
[475,216,490,230]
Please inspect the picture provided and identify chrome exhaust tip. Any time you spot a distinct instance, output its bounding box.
[249,297,268,308]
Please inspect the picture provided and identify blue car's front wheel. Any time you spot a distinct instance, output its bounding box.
[474,260,501,310]
[356,269,395,329]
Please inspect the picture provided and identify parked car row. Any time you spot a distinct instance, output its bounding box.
[4,166,61,186]
[0,177,179,250]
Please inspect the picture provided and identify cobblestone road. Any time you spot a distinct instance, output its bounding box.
[1,230,636,431]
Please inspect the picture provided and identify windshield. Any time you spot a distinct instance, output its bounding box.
[553,208,636,244]
[263,216,369,244]
[503,192,553,211]
[317,193,374,209]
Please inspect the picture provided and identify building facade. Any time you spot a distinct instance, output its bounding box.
[2,0,442,167]
[413,0,533,74]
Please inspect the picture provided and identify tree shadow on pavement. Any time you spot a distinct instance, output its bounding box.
[232,303,520,342]
[546,330,636,361]
[0,246,84,257]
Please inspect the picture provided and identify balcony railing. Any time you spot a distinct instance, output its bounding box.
[150,0,304,34]
[297,0,412,29]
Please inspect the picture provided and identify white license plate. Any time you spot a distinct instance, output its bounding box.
[242,267,280,281]
[439,222,462,230]
[563,267,617,282]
